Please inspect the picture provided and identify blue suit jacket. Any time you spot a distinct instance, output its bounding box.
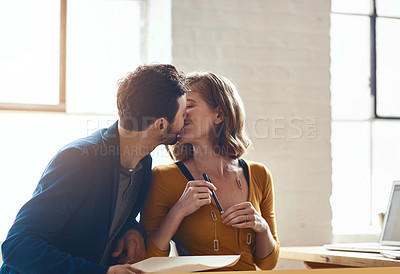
[1,121,152,274]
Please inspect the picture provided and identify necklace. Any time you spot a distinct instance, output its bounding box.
[190,157,252,252]
[191,158,247,201]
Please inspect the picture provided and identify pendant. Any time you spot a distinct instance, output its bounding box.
[210,210,217,221]
[236,178,243,189]
[246,233,252,245]
[213,239,219,251]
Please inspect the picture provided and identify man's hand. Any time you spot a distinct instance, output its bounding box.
[111,229,145,264]
[107,264,143,274]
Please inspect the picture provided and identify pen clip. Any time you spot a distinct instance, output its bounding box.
[202,173,224,214]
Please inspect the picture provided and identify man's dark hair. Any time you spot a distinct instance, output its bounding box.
[117,64,189,131]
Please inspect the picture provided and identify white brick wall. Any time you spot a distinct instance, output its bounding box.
[170,0,332,269]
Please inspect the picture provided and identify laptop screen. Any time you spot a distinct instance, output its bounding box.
[382,184,400,242]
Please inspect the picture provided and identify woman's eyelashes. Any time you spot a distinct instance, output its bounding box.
[186,105,194,109]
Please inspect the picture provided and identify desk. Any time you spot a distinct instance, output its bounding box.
[280,246,400,268]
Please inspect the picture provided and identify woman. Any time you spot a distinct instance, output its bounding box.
[141,72,279,270]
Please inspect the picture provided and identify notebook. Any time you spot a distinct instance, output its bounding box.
[324,181,400,253]
[131,255,240,273]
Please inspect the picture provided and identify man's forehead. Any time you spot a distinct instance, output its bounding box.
[176,95,186,112]
[179,94,187,105]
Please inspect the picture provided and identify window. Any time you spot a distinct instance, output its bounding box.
[66,0,145,114]
[0,0,147,240]
[331,0,400,235]
[0,0,145,114]
[0,0,65,111]
[376,14,400,118]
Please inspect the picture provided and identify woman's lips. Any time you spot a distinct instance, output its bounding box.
[178,121,192,139]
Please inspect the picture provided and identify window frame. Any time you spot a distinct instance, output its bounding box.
[0,0,66,112]
[332,0,400,120]
[371,0,400,119]
[331,0,400,234]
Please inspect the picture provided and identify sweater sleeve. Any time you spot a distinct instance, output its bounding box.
[253,164,280,270]
[1,148,109,274]
[140,167,172,258]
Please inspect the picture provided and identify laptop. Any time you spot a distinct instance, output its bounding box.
[324,181,400,253]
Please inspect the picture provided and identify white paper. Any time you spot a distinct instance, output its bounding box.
[131,255,241,273]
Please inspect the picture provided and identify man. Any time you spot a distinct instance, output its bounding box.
[1,64,189,274]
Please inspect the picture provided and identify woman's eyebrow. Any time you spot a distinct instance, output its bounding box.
[187,99,196,103]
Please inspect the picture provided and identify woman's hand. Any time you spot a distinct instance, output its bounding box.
[172,180,216,218]
[221,202,269,233]
[150,180,216,252]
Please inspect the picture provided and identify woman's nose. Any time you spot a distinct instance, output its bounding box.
[184,109,192,118]
[184,117,190,125]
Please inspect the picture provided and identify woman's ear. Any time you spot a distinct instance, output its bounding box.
[153,117,167,133]
[215,106,225,125]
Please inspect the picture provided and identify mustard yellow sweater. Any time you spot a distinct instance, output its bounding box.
[141,159,279,271]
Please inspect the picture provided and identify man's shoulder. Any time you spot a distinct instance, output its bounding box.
[34,127,119,196]
[58,125,118,159]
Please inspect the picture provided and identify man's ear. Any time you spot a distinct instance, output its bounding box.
[153,117,167,133]
[215,106,225,125]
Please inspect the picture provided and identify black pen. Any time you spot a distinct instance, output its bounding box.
[202,173,224,214]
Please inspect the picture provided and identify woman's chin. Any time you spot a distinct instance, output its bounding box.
[177,137,189,144]
[177,134,193,144]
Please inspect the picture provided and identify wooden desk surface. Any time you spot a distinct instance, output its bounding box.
[280,246,400,268]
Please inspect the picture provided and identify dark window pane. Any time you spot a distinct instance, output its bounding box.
[376,18,400,117]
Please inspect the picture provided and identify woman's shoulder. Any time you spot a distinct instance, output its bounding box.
[241,159,274,199]
[241,159,272,179]
[152,163,187,183]
[151,162,188,192]
[152,162,180,176]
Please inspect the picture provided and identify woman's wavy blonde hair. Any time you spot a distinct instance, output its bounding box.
[167,72,251,161]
